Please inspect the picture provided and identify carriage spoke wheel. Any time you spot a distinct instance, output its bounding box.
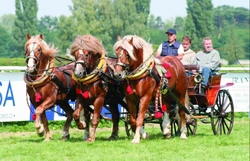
[124,113,134,137]
[186,103,197,136]
[171,119,180,136]
[211,90,234,135]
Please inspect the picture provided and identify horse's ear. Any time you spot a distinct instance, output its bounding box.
[128,37,133,45]
[27,34,31,40]
[39,34,43,40]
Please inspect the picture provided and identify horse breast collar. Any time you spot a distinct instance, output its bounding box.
[125,55,154,80]
[72,52,107,84]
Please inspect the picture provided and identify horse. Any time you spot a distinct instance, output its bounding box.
[24,34,84,141]
[113,35,190,144]
[70,35,125,142]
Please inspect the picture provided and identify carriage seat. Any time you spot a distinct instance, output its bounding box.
[183,64,199,71]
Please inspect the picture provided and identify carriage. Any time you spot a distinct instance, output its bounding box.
[169,65,234,136]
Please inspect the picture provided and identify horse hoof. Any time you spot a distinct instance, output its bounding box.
[163,133,171,139]
[37,131,45,137]
[86,138,95,142]
[108,135,119,140]
[131,139,140,144]
[43,138,51,142]
[77,121,86,130]
[141,132,149,139]
[62,135,70,141]
[180,133,187,140]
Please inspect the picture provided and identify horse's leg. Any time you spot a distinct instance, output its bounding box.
[34,99,55,141]
[72,98,86,129]
[132,96,151,144]
[179,92,189,140]
[126,98,137,133]
[86,97,104,142]
[82,108,90,140]
[162,104,171,139]
[59,102,74,140]
[108,101,120,140]
[40,112,51,141]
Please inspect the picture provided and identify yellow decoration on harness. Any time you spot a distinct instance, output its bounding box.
[126,56,154,80]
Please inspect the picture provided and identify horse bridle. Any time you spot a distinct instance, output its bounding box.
[74,48,93,69]
[115,47,130,70]
[25,42,41,69]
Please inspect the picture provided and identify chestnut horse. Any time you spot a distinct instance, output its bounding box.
[113,35,190,144]
[24,34,84,141]
[70,35,124,142]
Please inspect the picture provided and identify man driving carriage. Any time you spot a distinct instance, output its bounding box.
[193,37,221,95]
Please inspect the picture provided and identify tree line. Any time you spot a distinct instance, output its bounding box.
[0,0,249,65]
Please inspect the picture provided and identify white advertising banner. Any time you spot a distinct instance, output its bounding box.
[0,72,249,122]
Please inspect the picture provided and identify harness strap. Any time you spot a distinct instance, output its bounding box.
[51,73,70,94]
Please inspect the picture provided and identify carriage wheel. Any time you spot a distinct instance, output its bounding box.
[171,119,180,136]
[186,103,197,136]
[124,113,134,137]
[211,90,234,135]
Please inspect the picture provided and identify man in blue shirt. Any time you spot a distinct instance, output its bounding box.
[155,28,184,57]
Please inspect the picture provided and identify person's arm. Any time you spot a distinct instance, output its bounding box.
[155,43,162,57]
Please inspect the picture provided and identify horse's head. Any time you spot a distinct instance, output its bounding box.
[72,48,91,78]
[24,34,58,74]
[113,35,153,79]
[70,35,105,79]
[24,34,44,73]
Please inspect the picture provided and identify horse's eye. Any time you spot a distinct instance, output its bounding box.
[85,54,89,57]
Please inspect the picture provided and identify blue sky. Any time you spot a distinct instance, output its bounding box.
[0,0,249,20]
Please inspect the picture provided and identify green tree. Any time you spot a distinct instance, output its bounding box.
[213,5,234,39]
[37,16,59,44]
[12,0,38,57]
[57,15,77,55]
[233,7,249,27]
[174,16,184,32]
[133,0,151,25]
[184,0,213,51]
[224,27,244,65]
[0,26,12,57]
[68,0,150,55]
[0,14,15,34]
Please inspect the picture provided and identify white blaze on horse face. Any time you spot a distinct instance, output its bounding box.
[74,49,85,78]
[27,43,38,71]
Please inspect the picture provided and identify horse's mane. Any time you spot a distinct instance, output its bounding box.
[70,35,105,56]
[114,35,153,62]
[25,35,58,58]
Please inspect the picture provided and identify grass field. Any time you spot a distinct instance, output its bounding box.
[0,113,249,161]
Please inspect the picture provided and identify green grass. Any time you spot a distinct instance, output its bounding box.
[0,113,249,161]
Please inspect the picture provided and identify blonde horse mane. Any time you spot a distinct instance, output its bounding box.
[70,35,105,56]
[113,35,153,62]
[25,35,58,58]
